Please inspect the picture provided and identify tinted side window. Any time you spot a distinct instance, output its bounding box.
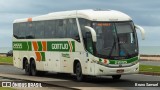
[79,18,90,38]
[13,23,19,38]
[19,23,26,39]
[66,19,79,41]
[26,22,35,39]
[79,18,92,52]
[56,20,66,38]
[35,21,45,38]
[45,20,56,38]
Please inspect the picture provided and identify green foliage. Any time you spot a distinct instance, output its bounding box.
[0,87,16,90]
[140,65,160,73]
[0,56,13,64]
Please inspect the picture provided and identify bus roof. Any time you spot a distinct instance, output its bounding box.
[13,9,132,23]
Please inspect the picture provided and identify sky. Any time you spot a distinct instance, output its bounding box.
[0,0,160,47]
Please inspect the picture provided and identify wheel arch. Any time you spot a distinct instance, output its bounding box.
[22,57,28,69]
[29,57,36,64]
[73,59,81,74]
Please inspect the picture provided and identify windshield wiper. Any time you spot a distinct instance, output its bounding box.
[108,36,117,57]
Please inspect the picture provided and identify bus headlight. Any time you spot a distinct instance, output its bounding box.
[96,61,109,66]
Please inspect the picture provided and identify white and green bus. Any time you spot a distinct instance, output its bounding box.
[13,9,145,81]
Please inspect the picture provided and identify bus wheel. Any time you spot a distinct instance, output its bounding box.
[24,61,30,75]
[112,75,121,80]
[75,62,84,81]
[30,60,38,76]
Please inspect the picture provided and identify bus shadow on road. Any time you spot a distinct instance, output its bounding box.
[43,72,133,87]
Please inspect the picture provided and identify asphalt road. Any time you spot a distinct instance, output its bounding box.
[0,65,160,90]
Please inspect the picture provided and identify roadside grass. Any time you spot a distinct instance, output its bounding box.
[0,56,13,64]
[0,87,16,90]
[139,65,160,73]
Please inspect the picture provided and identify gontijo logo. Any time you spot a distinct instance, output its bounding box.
[51,41,73,52]
[47,41,75,52]
[52,43,68,50]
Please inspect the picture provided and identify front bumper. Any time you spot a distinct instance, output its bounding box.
[94,63,139,76]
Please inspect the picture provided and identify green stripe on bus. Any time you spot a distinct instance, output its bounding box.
[109,56,138,64]
[28,42,32,51]
[41,52,45,61]
[38,42,43,51]
[13,41,75,52]
[71,41,75,52]
[13,42,28,51]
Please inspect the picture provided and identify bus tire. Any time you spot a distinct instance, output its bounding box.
[75,62,84,81]
[24,60,31,75]
[112,75,121,80]
[30,60,38,76]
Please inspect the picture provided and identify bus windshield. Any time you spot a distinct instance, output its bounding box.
[92,22,138,59]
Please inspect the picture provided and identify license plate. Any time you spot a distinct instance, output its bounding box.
[117,69,124,73]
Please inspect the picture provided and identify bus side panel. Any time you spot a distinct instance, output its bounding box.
[83,52,95,75]
[36,61,45,71]
[44,52,61,72]
[44,52,51,71]
[13,51,21,68]
[36,61,46,71]
[86,57,95,76]
[50,52,61,72]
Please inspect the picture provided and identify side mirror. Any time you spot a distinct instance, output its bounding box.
[135,25,145,40]
[84,26,97,42]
